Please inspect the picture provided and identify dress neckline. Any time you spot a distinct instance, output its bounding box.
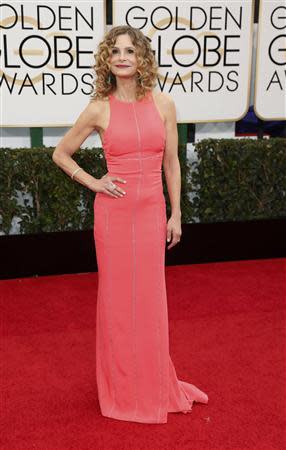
[110,91,151,104]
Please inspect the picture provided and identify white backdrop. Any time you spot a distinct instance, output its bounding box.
[114,0,254,123]
[254,0,286,120]
[1,0,256,127]
[1,1,284,127]
[1,0,105,127]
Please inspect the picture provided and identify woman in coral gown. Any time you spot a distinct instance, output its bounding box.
[53,25,208,424]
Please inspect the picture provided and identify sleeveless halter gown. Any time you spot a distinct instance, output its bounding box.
[93,90,208,424]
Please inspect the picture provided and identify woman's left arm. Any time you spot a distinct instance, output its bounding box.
[161,93,182,250]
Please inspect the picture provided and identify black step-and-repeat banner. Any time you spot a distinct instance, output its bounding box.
[0,0,285,126]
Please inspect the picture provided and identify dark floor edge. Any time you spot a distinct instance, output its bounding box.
[1,218,285,279]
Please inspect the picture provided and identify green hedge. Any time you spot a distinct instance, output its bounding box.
[188,137,286,222]
[0,137,285,235]
[0,144,189,234]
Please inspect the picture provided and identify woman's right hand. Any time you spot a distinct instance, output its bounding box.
[91,173,127,198]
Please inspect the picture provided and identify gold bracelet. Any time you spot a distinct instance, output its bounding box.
[71,167,82,180]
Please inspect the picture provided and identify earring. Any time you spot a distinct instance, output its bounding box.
[107,71,112,84]
[137,72,143,85]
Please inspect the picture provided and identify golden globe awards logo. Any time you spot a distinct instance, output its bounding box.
[125,5,244,94]
[0,3,98,95]
[114,1,254,122]
[255,1,286,120]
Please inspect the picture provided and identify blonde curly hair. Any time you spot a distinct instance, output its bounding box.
[90,25,159,102]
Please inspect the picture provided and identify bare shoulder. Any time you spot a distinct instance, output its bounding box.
[83,97,108,130]
[152,91,176,119]
[152,91,175,107]
[152,91,176,125]
[86,97,106,117]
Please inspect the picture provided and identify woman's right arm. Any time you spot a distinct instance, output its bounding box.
[52,101,101,192]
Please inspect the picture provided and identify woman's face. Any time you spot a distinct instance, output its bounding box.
[109,33,138,79]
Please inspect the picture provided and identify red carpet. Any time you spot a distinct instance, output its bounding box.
[1,258,285,450]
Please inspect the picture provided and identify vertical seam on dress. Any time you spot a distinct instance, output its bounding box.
[131,203,138,421]
[155,208,163,423]
[96,272,103,406]
[131,102,143,421]
[105,206,116,417]
[95,205,104,409]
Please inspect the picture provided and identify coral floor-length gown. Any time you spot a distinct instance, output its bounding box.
[93,90,208,424]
